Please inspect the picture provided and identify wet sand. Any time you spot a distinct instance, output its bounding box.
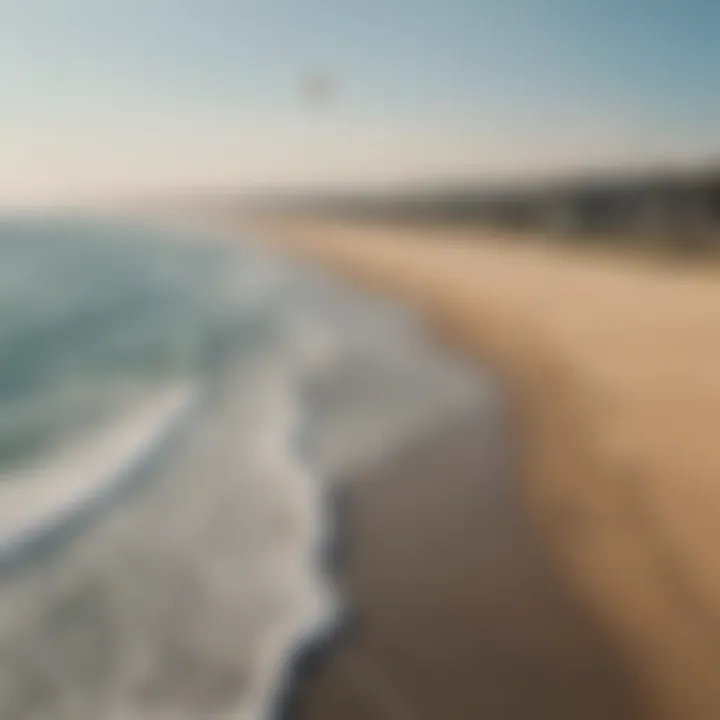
[282,403,643,719]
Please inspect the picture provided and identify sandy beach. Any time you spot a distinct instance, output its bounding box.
[279,402,643,719]
[246,216,720,720]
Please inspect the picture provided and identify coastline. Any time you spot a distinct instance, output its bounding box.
[241,215,720,720]
[275,402,643,719]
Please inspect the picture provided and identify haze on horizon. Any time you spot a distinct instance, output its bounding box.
[2,0,719,206]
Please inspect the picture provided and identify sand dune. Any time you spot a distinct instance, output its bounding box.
[247,217,720,720]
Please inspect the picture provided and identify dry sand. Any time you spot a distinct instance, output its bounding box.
[247,216,720,720]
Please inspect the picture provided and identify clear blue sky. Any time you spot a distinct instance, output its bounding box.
[2,0,719,203]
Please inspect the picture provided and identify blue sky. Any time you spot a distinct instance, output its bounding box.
[2,0,719,203]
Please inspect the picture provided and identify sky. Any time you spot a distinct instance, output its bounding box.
[2,0,720,205]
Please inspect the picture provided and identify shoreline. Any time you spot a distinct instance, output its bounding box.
[241,215,720,720]
[275,400,642,718]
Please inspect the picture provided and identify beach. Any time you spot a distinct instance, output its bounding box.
[246,215,720,720]
[280,398,642,719]
[0,211,714,718]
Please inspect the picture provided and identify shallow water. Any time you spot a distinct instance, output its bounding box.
[0,215,488,718]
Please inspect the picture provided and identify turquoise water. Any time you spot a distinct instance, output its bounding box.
[0,216,265,472]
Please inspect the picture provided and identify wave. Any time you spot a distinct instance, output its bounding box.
[0,385,199,573]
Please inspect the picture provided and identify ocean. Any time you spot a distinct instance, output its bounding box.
[0,215,485,719]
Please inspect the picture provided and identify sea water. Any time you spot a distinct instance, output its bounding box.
[0,214,485,719]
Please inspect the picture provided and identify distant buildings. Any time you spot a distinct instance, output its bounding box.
[307,167,720,253]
